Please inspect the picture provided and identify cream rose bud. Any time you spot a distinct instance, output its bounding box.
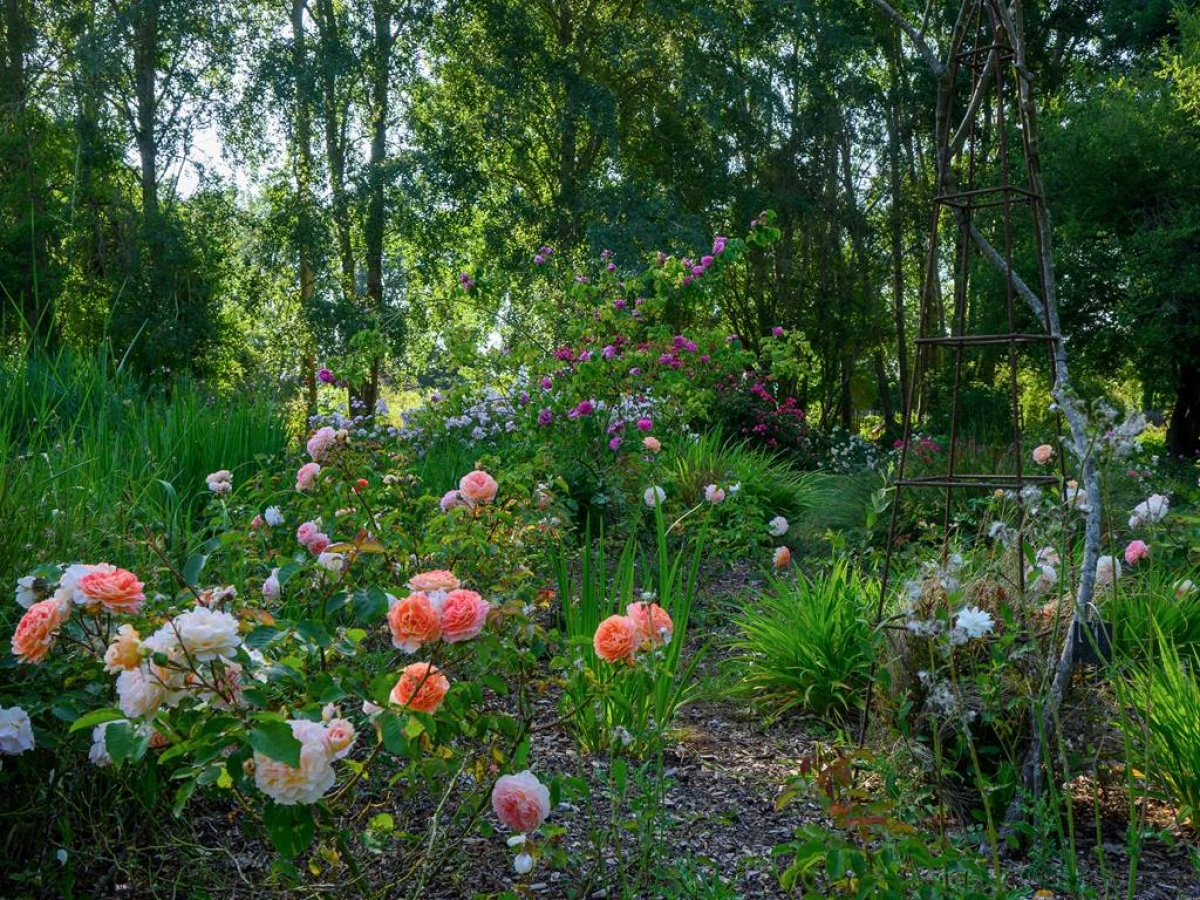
[514,852,535,875]
[173,606,241,661]
[0,706,34,755]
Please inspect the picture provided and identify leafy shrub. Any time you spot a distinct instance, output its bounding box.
[727,561,875,719]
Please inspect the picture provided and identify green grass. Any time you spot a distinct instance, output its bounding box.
[0,346,289,600]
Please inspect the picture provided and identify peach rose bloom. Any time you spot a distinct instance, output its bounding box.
[1032,444,1054,465]
[439,589,490,642]
[104,624,142,673]
[491,770,551,833]
[77,566,145,614]
[390,662,450,714]
[388,592,442,653]
[626,601,673,646]
[458,470,498,505]
[773,546,792,570]
[296,462,322,491]
[11,597,69,664]
[593,614,639,663]
[643,436,661,453]
[408,570,461,593]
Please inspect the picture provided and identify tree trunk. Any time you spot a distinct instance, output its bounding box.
[886,30,909,430]
[352,0,394,418]
[1167,361,1200,458]
[133,0,164,302]
[292,0,318,413]
[315,0,354,303]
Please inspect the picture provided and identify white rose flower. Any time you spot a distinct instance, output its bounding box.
[316,551,345,573]
[116,666,167,719]
[954,606,994,640]
[0,706,35,755]
[1095,555,1121,588]
[205,470,233,495]
[173,607,241,661]
[1129,494,1169,529]
[643,486,666,508]
[264,506,284,527]
[15,576,37,609]
[253,720,337,805]
[88,719,132,767]
[767,516,789,537]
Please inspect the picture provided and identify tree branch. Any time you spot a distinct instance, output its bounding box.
[866,0,944,76]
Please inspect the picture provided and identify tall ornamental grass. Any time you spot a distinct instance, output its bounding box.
[727,560,876,720]
[0,347,288,600]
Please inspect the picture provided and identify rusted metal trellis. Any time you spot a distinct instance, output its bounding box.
[860,0,1100,814]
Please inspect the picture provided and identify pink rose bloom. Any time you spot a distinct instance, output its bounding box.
[439,589,490,642]
[440,490,468,512]
[704,484,726,504]
[1032,444,1054,465]
[77,566,145,614]
[11,598,69,664]
[305,533,331,555]
[306,426,337,460]
[643,436,661,453]
[296,521,319,545]
[491,770,551,833]
[458,470,498,505]
[296,462,322,491]
[626,601,673,646]
[1124,540,1150,566]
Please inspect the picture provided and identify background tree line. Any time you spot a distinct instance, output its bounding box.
[2,0,1198,453]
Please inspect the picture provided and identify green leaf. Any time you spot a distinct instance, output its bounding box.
[105,721,150,765]
[378,710,406,755]
[68,707,126,734]
[368,813,395,833]
[182,536,222,587]
[263,803,314,858]
[353,586,390,624]
[249,721,302,768]
[244,625,284,650]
